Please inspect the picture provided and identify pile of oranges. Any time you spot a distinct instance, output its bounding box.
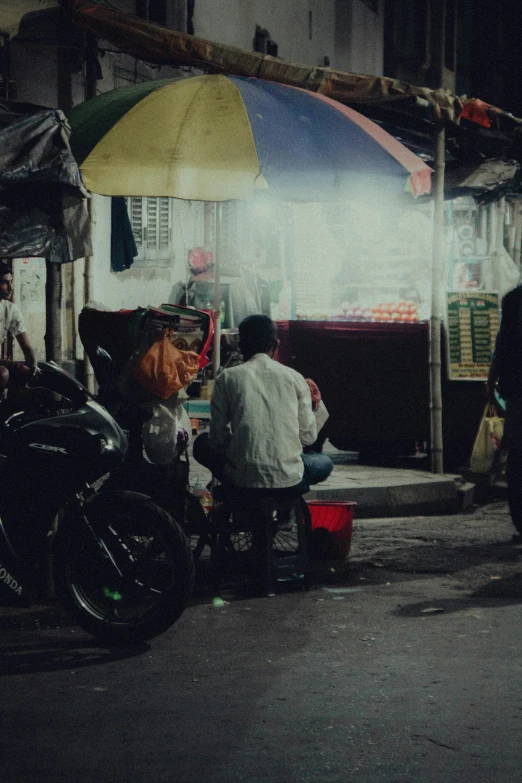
[371,301,419,323]
[341,301,419,322]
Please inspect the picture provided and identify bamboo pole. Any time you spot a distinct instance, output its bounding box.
[429,125,446,474]
[83,200,95,392]
[83,32,98,392]
[45,11,76,364]
[488,202,496,258]
[45,261,62,363]
[508,202,516,260]
[493,197,506,289]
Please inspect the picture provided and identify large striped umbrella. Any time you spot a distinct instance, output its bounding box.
[68,74,432,372]
[67,74,431,202]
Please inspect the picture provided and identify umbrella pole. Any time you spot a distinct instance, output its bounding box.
[429,125,446,474]
[212,202,222,376]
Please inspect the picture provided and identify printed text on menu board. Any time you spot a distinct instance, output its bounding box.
[446,292,500,381]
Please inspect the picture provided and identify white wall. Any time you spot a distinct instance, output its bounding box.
[12,258,47,362]
[89,195,204,312]
[335,0,384,76]
[194,0,336,67]
[193,0,383,74]
[90,195,170,311]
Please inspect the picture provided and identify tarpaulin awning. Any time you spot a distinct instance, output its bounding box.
[61,0,522,129]
[0,104,91,262]
[444,158,520,193]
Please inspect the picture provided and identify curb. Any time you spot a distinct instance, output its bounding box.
[306,477,459,518]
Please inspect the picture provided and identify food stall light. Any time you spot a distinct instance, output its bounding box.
[252,198,271,218]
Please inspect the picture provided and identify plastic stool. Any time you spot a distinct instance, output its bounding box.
[211,490,310,596]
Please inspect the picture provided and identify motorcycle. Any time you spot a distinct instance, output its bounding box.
[0,362,194,644]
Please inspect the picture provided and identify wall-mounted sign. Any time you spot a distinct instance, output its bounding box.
[446,291,500,380]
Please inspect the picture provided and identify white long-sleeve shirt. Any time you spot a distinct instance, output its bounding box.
[209,353,317,488]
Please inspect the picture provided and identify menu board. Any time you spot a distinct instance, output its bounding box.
[446,292,500,380]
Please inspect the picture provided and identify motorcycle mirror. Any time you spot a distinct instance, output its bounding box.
[95,347,113,367]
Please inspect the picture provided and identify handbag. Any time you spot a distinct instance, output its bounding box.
[132,327,199,400]
[469,404,504,474]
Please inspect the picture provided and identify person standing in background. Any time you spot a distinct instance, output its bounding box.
[487,284,522,542]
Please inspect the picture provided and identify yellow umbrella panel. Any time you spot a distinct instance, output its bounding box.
[73,75,264,200]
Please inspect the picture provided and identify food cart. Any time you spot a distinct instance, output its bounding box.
[271,194,517,471]
[170,186,518,471]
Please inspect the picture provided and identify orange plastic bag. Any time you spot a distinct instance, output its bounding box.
[132,328,199,399]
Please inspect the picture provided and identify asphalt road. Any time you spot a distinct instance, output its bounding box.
[1,502,521,783]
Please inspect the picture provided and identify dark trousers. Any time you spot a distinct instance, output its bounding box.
[507,449,522,534]
[193,432,333,493]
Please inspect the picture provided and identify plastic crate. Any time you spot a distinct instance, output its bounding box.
[307,501,356,559]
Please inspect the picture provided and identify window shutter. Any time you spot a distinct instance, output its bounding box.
[146,197,159,249]
[127,197,145,261]
[150,197,171,262]
[125,196,172,266]
[146,197,171,261]
[159,198,170,250]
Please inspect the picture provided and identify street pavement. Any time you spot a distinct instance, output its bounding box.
[1,501,521,783]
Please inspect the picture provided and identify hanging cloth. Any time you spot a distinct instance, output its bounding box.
[111,196,138,272]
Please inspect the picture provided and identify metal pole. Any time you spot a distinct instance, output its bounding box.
[429,125,446,474]
[212,202,222,376]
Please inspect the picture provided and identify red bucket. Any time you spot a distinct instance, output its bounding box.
[307,501,356,559]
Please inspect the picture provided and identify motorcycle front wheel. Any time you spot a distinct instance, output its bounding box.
[53,491,194,644]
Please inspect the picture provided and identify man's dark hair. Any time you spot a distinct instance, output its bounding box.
[0,259,12,279]
[238,314,278,356]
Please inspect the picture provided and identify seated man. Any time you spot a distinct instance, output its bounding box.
[0,260,39,391]
[194,314,333,494]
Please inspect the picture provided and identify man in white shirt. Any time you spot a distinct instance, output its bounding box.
[0,260,38,389]
[194,315,333,492]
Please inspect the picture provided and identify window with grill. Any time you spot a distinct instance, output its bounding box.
[390,0,428,62]
[136,0,167,26]
[126,197,173,266]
